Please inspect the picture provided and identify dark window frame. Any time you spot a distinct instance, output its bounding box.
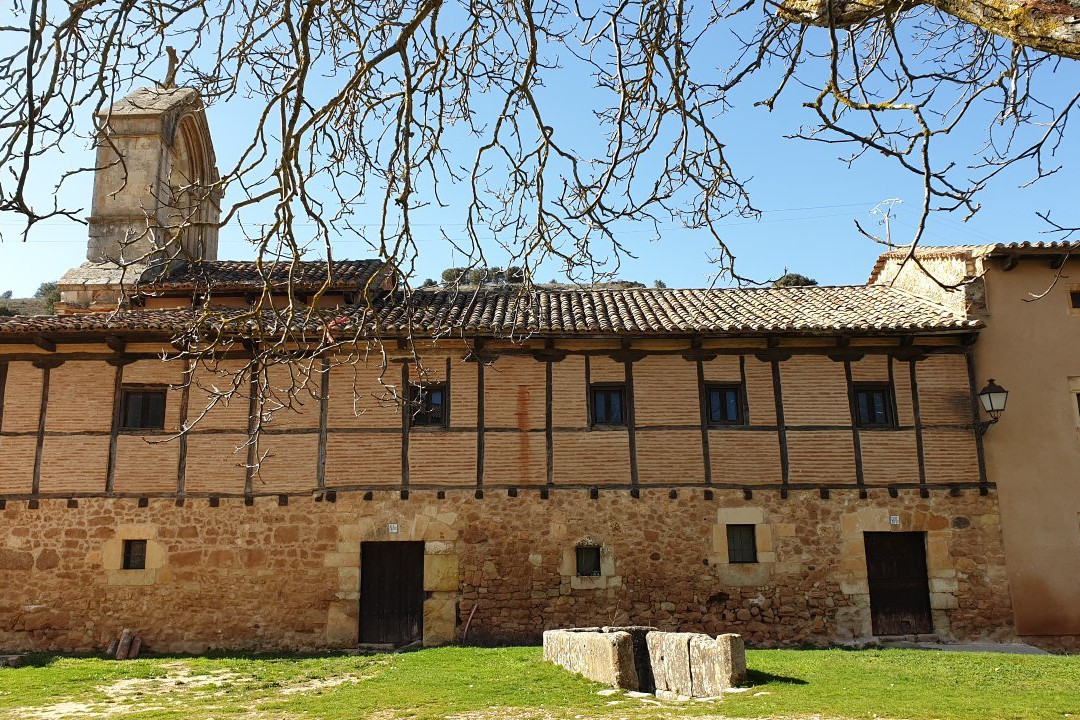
[119,387,167,431]
[726,524,758,564]
[1071,290,1080,310]
[408,381,449,428]
[705,382,746,426]
[122,539,147,570]
[589,382,628,427]
[853,382,898,429]
[575,545,602,577]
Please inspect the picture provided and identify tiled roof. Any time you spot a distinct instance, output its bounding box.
[140,259,387,292]
[869,241,1078,282]
[0,285,979,338]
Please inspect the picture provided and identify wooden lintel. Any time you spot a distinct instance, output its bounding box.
[827,351,865,363]
[531,351,567,363]
[681,351,717,362]
[754,351,792,363]
[31,357,65,370]
[105,355,137,367]
[893,347,928,362]
[608,350,647,363]
[33,336,55,352]
[104,335,126,353]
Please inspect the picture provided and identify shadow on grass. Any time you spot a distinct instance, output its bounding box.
[744,668,807,687]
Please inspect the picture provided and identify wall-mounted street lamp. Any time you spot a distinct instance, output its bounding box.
[976,379,1009,436]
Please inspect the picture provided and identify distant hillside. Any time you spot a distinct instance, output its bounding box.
[0,297,50,316]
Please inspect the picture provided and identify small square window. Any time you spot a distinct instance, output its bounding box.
[726,525,757,564]
[122,539,147,570]
[1071,290,1080,309]
[575,545,602,576]
[854,383,896,428]
[590,384,626,426]
[707,384,745,425]
[120,389,166,430]
[409,383,447,427]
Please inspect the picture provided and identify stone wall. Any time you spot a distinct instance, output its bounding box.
[0,488,1012,652]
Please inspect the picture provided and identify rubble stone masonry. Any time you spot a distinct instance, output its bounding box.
[0,489,1011,652]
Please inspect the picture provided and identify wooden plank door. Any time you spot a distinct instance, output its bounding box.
[359,541,425,646]
[863,532,934,636]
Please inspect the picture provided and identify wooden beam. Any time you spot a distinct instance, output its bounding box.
[32,365,51,497]
[244,362,259,499]
[316,356,330,489]
[843,360,866,487]
[696,359,713,486]
[33,336,55,353]
[0,363,7,440]
[770,360,790,489]
[965,351,989,491]
[104,335,126,354]
[104,363,124,493]
[401,360,410,488]
[625,359,639,487]
[476,358,485,489]
[176,359,191,500]
[545,359,554,487]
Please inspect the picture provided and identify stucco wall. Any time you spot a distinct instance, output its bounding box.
[971,259,1080,635]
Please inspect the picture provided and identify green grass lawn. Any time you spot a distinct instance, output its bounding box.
[0,646,1075,720]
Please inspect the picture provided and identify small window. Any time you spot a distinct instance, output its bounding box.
[707,384,745,425]
[726,525,757,564]
[122,539,147,570]
[120,389,166,430]
[854,383,896,428]
[1071,290,1080,310]
[409,383,447,427]
[590,384,626,426]
[576,545,602,576]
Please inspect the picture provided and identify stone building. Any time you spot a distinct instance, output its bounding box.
[0,88,1018,652]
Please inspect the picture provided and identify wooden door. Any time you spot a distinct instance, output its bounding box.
[360,541,425,646]
[863,532,934,636]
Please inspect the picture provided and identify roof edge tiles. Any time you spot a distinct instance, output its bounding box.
[0,284,980,339]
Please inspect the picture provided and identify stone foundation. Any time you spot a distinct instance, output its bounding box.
[0,488,1013,652]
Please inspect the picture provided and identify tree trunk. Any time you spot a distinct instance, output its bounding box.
[779,0,1080,59]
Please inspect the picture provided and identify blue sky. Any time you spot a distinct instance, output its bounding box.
[1,11,1077,297]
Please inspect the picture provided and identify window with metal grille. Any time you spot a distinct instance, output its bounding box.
[409,383,447,427]
[590,384,626,426]
[726,524,757,564]
[706,384,745,425]
[122,539,147,570]
[120,389,166,430]
[854,383,896,428]
[576,545,602,576]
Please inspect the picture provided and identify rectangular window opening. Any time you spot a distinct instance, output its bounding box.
[590,384,627,426]
[854,383,896,428]
[1071,290,1080,309]
[576,545,602,576]
[409,382,447,427]
[706,383,745,425]
[120,389,167,430]
[122,539,147,570]
[726,524,758,564]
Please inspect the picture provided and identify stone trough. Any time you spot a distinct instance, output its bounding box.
[542,627,746,698]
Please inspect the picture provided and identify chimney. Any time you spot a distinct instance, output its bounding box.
[86,86,222,266]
